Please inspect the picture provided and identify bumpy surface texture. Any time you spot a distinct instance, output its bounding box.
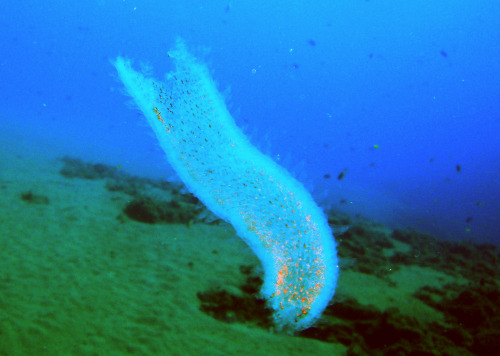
[113,40,338,331]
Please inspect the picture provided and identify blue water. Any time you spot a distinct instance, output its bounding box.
[1,0,499,244]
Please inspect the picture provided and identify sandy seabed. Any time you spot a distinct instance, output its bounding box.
[0,127,346,355]
[1,127,498,356]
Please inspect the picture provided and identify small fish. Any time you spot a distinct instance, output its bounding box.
[332,225,350,236]
[456,164,461,172]
[440,50,448,58]
[324,173,331,179]
[465,217,473,223]
[337,169,347,180]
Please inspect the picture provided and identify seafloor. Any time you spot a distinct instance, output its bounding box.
[1,129,498,356]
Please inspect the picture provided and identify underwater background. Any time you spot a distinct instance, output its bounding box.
[1,1,500,355]
[1,0,499,243]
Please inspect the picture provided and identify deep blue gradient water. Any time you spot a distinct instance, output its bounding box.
[1,1,499,244]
